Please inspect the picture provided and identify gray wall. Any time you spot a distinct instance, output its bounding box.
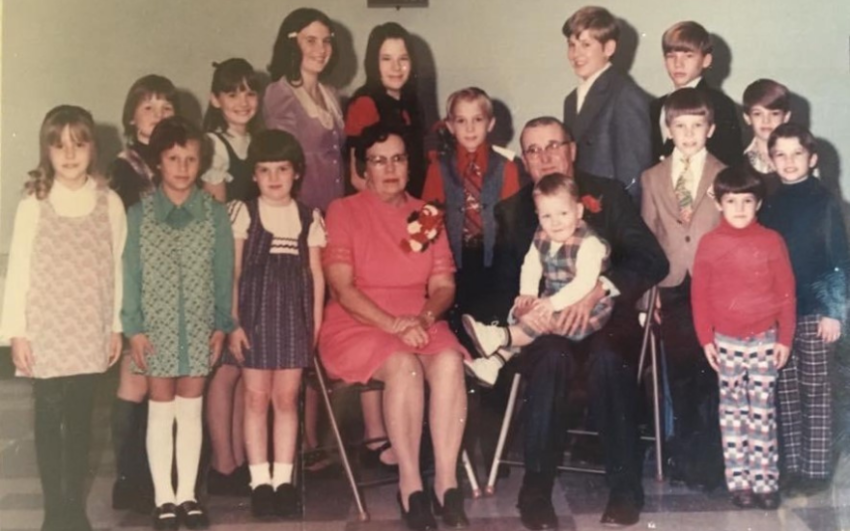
[3,0,850,257]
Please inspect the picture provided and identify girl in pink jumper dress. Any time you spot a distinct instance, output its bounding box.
[1,106,126,531]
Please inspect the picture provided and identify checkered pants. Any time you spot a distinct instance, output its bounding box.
[716,331,779,493]
[777,314,834,479]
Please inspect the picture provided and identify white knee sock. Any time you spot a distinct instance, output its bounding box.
[174,396,203,504]
[272,462,294,489]
[249,463,271,488]
[147,400,177,507]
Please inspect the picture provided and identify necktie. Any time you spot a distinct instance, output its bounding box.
[675,157,694,223]
[462,160,483,241]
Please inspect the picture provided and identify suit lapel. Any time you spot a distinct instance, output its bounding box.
[574,68,614,140]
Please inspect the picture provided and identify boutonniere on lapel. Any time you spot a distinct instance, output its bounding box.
[581,194,603,214]
[402,201,445,253]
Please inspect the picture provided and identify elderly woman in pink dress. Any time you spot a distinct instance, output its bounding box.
[319,123,469,531]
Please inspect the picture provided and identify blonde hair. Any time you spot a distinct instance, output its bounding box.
[445,86,493,120]
[27,105,98,199]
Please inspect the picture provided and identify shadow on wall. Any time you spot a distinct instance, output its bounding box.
[704,33,733,90]
[490,99,515,149]
[324,21,358,91]
[410,32,440,149]
[178,89,204,132]
[611,17,639,75]
[96,124,123,176]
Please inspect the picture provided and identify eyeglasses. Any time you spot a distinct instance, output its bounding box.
[523,140,569,159]
[366,153,409,169]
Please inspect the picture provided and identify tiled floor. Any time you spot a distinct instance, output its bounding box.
[2,373,850,531]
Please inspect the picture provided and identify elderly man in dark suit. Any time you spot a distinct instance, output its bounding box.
[493,117,668,529]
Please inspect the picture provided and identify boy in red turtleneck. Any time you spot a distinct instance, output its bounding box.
[691,165,796,511]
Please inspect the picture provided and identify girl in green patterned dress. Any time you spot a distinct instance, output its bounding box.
[122,116,235,530]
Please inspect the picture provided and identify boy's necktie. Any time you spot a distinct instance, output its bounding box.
[463,160,484,241]
[674,157,694,223]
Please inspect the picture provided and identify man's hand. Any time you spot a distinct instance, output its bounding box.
[11,337,34,377]
[703,343,719,372]
[228,327,250,364]
[129,334,155,372]
[774,343,791,369]
[817,316,841,344]
[209,330,225,366]
[552,282,605,336]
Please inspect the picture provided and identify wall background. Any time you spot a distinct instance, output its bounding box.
[2,0,849,261]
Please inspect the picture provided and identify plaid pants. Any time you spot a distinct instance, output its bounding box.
[716,331,779,493]
[777,314,834,479]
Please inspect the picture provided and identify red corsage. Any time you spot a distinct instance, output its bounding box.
[581,194,603,214]
[401,201,445,253]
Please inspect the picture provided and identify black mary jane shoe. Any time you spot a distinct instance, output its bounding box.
[399,491,437,531]
[431,487,469,528]
[361,441,400,473]
[755,491,781,510]
[176,500,210,530]
[730,489,755,509]
[151,503,179,531]
[274,484,301,518]
[251,484,275,518]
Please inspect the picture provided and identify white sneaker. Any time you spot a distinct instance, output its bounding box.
[461,314,506,358]
[464,355,505,387]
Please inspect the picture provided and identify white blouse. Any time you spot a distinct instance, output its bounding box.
[229,198,326,254]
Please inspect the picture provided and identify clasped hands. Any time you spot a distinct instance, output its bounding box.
[388,314,433,349]
[512,281,605,336]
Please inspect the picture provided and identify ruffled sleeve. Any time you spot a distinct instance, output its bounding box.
[307,209,327,248]
[429,230,456,277]
[322,199,353,266]
[263,80,299,133]
[200,133,232,185]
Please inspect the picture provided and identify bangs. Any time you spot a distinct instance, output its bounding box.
[663,41,702,54]
[212,61,261,94]
[45,118,94,147]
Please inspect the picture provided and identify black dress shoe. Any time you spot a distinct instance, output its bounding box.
[176,500,209,530]
[399,491,437,531]
[600,494,640,528]
[431,488,469,528]
[754,491,781,510]
[361,441,400,473]
[152,503,179,531]
[730,489,755,509]
[517,489,558,530]
[274,484,301,518]
[251,484,275,517]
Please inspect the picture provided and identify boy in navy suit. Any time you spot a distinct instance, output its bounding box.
[562,5,652,199]
[650,21,742,166]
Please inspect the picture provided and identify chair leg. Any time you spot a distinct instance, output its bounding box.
[461,450,481,498]
[486,373,522,495]
[650,330,664,481]
[312,357,369,522]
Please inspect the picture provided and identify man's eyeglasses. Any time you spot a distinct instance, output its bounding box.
[366,153,409,169]
[523,140,569,159]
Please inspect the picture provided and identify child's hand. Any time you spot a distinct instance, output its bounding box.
[532,297,556,321]
[512,296,537,320]
[774,343,791,369]
[11,337,34,377]
[228,327,250,364]
[129,334,155,372]
[818,317,841,344]
[209,330,226,366]
[702,343,719,372]
[108,333,123,368]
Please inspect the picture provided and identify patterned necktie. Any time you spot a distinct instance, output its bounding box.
[674,157,694,223]
[462,160,483,241]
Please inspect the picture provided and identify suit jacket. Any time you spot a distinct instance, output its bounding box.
[563,68,652,197]
[640,153,725,287]
[493,171,669,324]
[650,79,743,167]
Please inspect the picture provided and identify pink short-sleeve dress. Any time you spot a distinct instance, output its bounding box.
[318,190,468,383]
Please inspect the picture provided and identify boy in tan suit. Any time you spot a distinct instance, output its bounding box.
[641,87,725,491]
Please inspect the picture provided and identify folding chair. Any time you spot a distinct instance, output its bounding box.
[312,356,480,522]
[485,286,664,495]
